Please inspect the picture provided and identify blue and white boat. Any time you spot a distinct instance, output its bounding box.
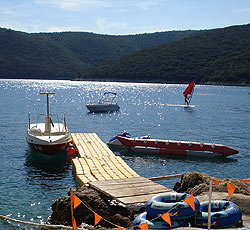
[86,92,120,113]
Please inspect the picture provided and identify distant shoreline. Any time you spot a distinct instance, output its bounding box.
[73,78,250,87]
[1,78,249,87]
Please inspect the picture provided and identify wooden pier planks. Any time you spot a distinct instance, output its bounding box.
[89,177,172,207]
[71,133,140,186]
[71,133,173,207]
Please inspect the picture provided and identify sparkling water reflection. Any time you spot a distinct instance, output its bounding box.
[0,79,249,229]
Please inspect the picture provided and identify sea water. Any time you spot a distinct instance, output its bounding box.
[0,79,249,229]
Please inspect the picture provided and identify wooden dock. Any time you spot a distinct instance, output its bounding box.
[71,133,174,207]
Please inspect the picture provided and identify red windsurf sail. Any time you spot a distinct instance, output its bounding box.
[183,79,196,105]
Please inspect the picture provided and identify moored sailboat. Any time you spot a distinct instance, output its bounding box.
[26,93,72,155]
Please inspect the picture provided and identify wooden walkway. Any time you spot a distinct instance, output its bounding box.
[71,133,173,207]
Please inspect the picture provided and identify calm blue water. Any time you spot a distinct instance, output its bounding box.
[0,79,249,229]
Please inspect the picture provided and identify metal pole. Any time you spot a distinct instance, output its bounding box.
[208,179,212,230]
[46,94,49,117]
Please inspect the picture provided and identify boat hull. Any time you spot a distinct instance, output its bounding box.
[27,142,69,155]
[86,103,120,112]
[116,136,239,157]
[26,124,72,155]
[131,146,223,157]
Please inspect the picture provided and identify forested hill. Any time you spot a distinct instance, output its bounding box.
[0,28,200,79]
[76,24,250,85]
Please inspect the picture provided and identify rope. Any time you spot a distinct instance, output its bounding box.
[0,215,74,229]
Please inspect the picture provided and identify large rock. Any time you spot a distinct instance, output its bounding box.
[174,171,250,196]
[49,187,132,229]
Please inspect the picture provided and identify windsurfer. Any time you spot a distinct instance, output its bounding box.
[184,94,190,105]
[183,78,196,106]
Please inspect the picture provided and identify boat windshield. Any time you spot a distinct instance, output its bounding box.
[99,92,117,103]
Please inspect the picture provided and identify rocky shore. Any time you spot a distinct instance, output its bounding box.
[47,172,250,229]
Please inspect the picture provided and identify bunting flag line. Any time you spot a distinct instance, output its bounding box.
[115,224,124,230]
[161,212,171,227]
[184,194,195,211]
[227,183,235,200]
[212,179,221,188]
[94,212,102,226]
[70,192,129,229]
[138,222,149,230]
[69,179,250,230]
[73,194,82,209]
[72,216,78,230]
[70,190,78,230]
[240,178,250,186]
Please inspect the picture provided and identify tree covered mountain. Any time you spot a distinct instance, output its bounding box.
[0,28,200,79]
[76,24,250,85]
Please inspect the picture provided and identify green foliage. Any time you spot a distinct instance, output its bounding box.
[77,24,250,85]
[0,28,199,79]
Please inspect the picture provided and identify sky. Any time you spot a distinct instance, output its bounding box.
[0,0,250,35]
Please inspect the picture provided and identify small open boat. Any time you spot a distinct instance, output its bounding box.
[86,92,120,113]
[26,93,72,155]
[116,136,239,157]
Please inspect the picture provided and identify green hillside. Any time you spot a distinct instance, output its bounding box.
[0,28,200,79]
[0,29,87,79]
[76,24,250,85]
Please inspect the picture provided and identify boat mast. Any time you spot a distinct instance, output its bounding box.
[40,92,55,133]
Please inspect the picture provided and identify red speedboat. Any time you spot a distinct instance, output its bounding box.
[116,136,239,157]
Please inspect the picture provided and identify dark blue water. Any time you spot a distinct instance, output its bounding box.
[0,79,249,229]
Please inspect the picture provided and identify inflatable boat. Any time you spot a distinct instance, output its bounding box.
[116,136,239,157]
[196,200,242,228]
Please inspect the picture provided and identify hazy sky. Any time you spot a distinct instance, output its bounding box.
[1,0,250,35]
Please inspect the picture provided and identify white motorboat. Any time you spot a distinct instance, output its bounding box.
[26,92,72,155]
[86,92,120,113]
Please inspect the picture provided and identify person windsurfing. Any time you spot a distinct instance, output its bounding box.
[183,78,196,106]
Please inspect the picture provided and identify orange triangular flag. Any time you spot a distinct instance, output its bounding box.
[227,183,235,200]
[73,194,82,209]
[70,190,78,230]
[213,179,221,188]
[138,223,148,230]
[94,212,102,226]
[72,216,78,230]
[240,179,250,185]
[184,194,195,211]
[161,212,171,227]
[115,225,124,230]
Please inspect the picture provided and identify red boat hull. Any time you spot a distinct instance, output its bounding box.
[28,142,69,155]
[116,136,239,157]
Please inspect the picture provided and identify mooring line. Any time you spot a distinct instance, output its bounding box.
[0,215,74,229]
